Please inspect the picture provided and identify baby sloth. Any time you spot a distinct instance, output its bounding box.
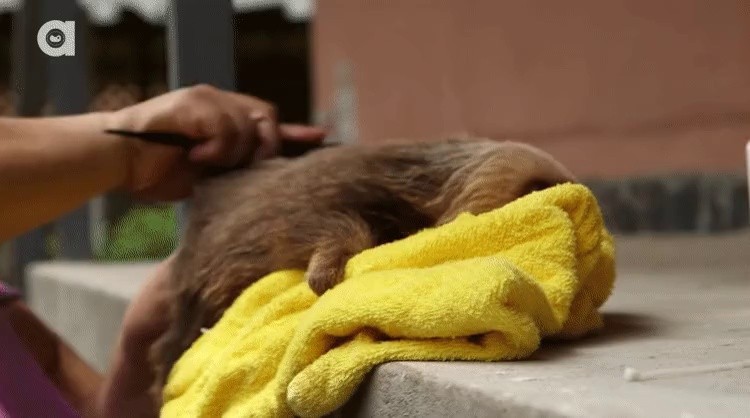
[151,138,576,391]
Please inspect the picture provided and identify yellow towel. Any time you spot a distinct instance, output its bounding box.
[162,183,616,418]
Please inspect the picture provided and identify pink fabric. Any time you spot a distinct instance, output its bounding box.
[0,284,79,418]
[0,283,17,303]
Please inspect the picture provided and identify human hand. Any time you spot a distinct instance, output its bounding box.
[118,257,175,354]
[97,256,176,418]
[108,84,326,200]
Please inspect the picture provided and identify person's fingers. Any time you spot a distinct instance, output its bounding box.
[223,90,275,114]
[228,108,258,166]
[134,163,199,201]
[250,112,279,160]
[132,88,325,169]
[221,91,280,159]
[189,132,254,167]
[279,124,328,142]
[188,108,251,166]
[188,140,227,164]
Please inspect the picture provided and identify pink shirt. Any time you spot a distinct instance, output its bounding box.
[0,283,79,417]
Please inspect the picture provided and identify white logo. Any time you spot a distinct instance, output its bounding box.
[37,20,75,57]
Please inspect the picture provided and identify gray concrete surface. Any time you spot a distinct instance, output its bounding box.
[26,262,156,372]
[25,231,750,417]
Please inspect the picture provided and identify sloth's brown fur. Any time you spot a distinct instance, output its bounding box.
[150,138,576,395]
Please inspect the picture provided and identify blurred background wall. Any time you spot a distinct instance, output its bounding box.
[0,1,316,283]
[0,0,747,285]
[312,0,749,233]
[313,0,750,176]
[0,6,312,123]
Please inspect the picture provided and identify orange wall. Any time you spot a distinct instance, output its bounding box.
[312,0,750,178]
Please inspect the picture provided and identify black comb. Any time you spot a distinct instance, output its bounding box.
[105,129,194,149]
[104,129,334,158]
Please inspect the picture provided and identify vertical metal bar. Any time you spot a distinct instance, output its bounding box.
[8,0,51,290]
[166,0,236,236]
[167,0,236,90]
[13,0,47,116]
[42,0,93,259]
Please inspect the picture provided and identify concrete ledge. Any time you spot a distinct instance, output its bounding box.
[24,232,750,417]
[26,262,154,372]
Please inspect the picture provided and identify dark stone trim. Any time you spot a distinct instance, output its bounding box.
[584,174,749,233]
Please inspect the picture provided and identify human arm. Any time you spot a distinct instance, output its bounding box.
[0,113,127,240]
[0,85,325,416]
[0,84,325,241]
[95,257,175,417]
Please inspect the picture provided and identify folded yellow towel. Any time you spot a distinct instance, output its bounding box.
[162,183,616,418]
